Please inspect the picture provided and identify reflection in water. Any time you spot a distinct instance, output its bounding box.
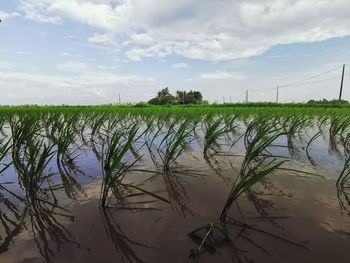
[163,173,194,217]
[189,214,309,262]
[189,221,266,262]
[338,189,350,216]
[306,149,318,167]
[287,136,299,158]
[245,179,292,229]
[204,154,232,184]
[25,196,81,263]
[0,184,83,263]
[57,159,84,200]
[100,208,158,263]
[0,185,25,254]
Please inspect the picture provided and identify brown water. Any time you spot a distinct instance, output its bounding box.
[1,137,350,262]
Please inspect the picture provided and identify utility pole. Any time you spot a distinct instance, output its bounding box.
[183,91,185,105]
[118,93,121,104]
[339,64,346,102]
[245,90,249,103]
[223,96,225,104]
[276,86,279,103]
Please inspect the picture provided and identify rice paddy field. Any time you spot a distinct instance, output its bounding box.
[1,105,350,263]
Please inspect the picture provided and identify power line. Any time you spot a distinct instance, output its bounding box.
[279,66,341,88]
[231,64,349,102]
[279,75,340,88]
[249,73,346,95]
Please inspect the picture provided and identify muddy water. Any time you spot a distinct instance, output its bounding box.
[1,138,350,262]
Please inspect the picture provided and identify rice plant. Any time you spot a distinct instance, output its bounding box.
[189,117,288,257]
[15,139,56,197]
[46,113,84,199]
[329,115,350,153]
[305,115,328,163]
[99,124,168,207]
[0,137,11,175]
[336,131,350,188]
[282,115,309,155]
[150,118,195,173]
[220,117,286,221]
[203,115,237,157]
[99,124,140,207]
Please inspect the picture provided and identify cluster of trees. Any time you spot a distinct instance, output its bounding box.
[307,99,349,104]
[148,88,204,105]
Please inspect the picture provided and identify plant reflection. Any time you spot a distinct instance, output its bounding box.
[100,208,159,263]
[0,184,84,262]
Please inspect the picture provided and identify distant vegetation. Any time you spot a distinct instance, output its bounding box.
[307,98,349,105]
[148,87,205,105]
[143,87,349,107]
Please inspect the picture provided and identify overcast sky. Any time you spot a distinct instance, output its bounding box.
[1,0,350,105]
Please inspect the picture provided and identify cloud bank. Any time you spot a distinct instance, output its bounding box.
[17,0,350,61]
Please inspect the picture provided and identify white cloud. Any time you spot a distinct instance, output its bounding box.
[88,33,117,47]
[97,64,119,70]
[59,52,83,58]
[0,61,16,70]
[17,0,350,61]
[199,71,244,80]
[0,70,157,105]
[0,10,20,21]
[57,61,88,72]
[172,62,189,69]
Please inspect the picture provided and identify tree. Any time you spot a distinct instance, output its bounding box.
[148,87,175,105]
[175,90,203,104]
[307,98,349,105]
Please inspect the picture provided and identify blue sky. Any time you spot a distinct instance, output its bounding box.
[0,0,350,105]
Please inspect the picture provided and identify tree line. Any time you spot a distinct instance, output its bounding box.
[148,87,206,105]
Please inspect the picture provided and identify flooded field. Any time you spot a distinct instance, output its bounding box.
[0,106,350,263]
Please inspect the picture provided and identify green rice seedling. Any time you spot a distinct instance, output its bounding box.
[46,114,84,199]
[8,114,61,197]
[282,115,309,155]
[144,117,165,169]
[203,115,237,157]
[220,117,286,221]
[189,117,289,258]
[0,138,12,175]
[9,114,42,166]
[189,221,230,258]
[336,132,350,188]
[306,116,328,152]
[153,118,195,173]
[89,112,111,143]
[16,139,56,197]
[99,124,168,207]
[329,115,350,153]
[99,125,139,207]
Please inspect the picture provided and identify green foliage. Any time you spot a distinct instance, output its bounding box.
[148,88,204,105]
[175,90,203,104]
[220,117,287,221]
[148,87,176,105]
[307,98,349,105]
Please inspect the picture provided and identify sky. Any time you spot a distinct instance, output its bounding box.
[0,0,350,105]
